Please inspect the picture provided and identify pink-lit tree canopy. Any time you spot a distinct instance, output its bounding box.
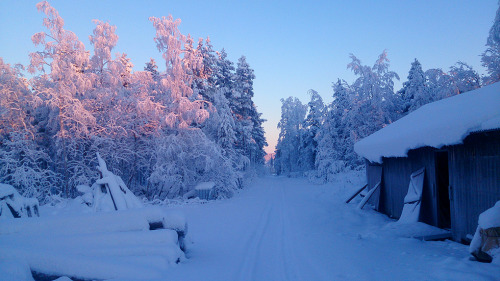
[0,1,266,201]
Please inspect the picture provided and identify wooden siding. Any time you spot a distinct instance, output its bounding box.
[378,147,439,226]
[448,130,500,241]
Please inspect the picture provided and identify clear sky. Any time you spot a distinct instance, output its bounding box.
[0,0,497,154]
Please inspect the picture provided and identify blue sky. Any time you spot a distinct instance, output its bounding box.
[0,0,497,153]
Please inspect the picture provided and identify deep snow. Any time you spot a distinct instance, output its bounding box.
[1,172,499,280]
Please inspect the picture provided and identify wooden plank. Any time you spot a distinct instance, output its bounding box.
[345,184,367,204]
[357,182,380,210]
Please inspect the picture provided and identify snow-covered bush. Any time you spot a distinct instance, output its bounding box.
[149,129,238,199]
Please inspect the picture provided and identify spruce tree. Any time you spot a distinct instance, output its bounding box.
[301,90,325,171]
[482,2,500,84]
[398,59,427,114]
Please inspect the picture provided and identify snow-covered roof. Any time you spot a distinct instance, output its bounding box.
[195,182,215,190]
[355,82,500,163]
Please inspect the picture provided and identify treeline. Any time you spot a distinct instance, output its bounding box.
[274,4,500,182]
[0,1,266,202]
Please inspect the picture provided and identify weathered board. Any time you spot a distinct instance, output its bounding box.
[448,130,500,241]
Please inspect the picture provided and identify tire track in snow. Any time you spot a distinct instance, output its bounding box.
[278,185,298,281]
[236,196,274,281]
[236,179,330,280]
[278,181,331,281]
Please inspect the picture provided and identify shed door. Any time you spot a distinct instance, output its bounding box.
[399,167,425,223]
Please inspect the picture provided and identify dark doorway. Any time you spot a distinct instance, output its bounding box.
[435,151,451,229]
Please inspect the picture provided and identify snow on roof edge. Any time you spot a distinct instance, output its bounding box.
[354,82,500,163]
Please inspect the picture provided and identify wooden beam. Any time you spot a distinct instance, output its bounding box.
[345,184,368,204]
[357,182,381,210]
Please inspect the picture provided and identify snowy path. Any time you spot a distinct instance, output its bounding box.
[164,175,500,281]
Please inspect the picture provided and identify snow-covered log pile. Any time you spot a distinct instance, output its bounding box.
[470,201,500,263]
[0,154,190,280]
[0,206,188,280]
[0,184,39,219]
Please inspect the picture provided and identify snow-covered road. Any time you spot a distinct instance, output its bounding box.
[4,174,496,280]
[165,175,500,281]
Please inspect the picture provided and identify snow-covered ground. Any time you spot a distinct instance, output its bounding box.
[1,172,499,280]
[163,173,499,281]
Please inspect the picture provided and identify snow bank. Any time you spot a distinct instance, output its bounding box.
[0,229,184,280]
[0,208,147,236]
[0,206,188,280]
[355,82,500,163]
[0,206,186,236]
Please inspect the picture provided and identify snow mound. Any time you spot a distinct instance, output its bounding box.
[478,200,500,229]
[0,183,39,219]
[354,82,500,163]
[0,183,17,198]
[469,201,500,259]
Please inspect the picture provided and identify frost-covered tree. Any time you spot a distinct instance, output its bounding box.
[29,1,96,197]
[232,56,266,164]
[314,79,354,181]
[149,15,209,129]
[250,112,267,165]
[0,59,34,138]
[398,59,427,114]
[0,59,58,201]
[425,68,457,101]
[301,90,325,171]
[0,132,58,202]
[1,1,265,203]
[144,58,160,80]
[274,97,307,175]
[215,49,235,95]
[195,37,218,103]
[147,15,243,199]
[347,51,399,148]
[449,62,481,94]
[482,2,500,84]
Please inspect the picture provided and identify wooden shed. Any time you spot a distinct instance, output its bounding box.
[354,83,500,242]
